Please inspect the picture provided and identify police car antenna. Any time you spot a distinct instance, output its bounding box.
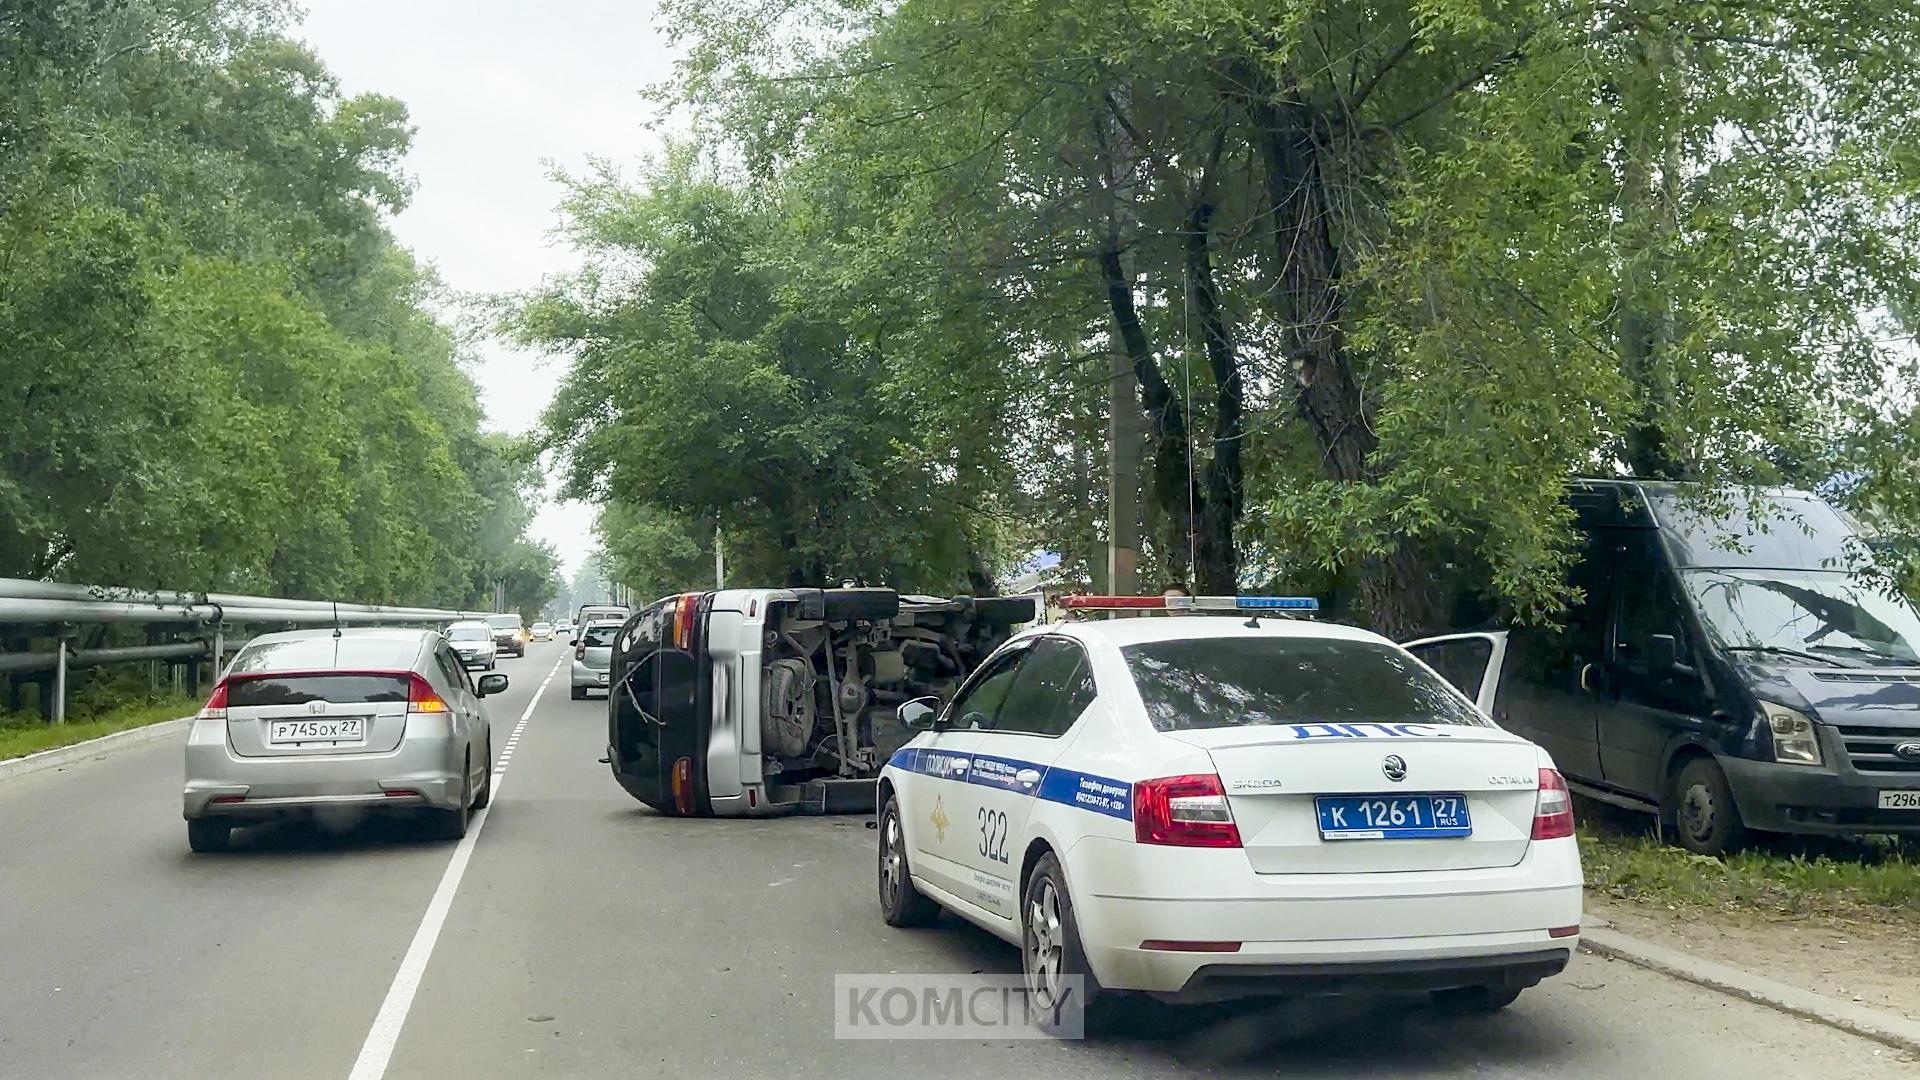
[332,600,342,638]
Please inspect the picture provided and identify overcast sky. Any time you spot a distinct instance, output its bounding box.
[296,1,675,578]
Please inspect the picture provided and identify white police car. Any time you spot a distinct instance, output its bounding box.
[874,595,1582,1034]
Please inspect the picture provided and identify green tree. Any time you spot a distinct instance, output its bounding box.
[516,149,1013,592]
[655,0,1920,634]
[0,0,552,614]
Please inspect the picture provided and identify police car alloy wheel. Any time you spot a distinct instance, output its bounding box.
[878,795,940,927]
[1021,853,1119,1036]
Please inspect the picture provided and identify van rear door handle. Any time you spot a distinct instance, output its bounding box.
[1579,663,1595,693]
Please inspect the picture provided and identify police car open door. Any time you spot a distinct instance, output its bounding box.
[1401,631,1509,718]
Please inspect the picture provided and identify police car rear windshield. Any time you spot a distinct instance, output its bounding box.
[1122,638,1489,732]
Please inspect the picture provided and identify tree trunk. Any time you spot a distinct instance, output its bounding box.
[1184,195,1243,595]
[1617,29,1685,480]
[1237,65,1440,633]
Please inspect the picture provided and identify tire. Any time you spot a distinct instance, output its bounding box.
[471,736,493,811]
[822,588,900,621]
[428,767,471,841]
[1432,984,1524,1013]
[187,819,232,853]
[877,796,941,928]
[1673,756,1746,855]
[571,685,586,701]
[969,595,1038,625]
[1022,852,1125,1037]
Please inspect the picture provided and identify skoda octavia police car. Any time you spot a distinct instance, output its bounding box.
[874,595,1581,1033]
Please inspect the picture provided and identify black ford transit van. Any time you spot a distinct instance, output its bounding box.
[1407,479,1920,855]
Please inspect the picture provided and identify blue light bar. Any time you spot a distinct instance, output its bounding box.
[1235,596,1319,611]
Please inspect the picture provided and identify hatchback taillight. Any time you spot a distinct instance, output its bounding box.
[1133,773,1241,848]
[407,672,451,714]
[1532,768,1575,840]
[576,645,586,661]
[198,681,229,721]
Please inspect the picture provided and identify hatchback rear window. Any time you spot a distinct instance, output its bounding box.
[228,635,421,674]
[226,674,412,707]
[581,625,619,646]
[1122,637,1488,732]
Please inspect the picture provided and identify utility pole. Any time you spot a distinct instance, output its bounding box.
[1105,82,1142,598]
[715,525,726,590]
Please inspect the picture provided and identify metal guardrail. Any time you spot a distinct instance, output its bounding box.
[0,577,499,723]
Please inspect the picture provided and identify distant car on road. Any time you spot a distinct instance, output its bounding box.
[876,595,1581,1034]
[446,620,498,669]
[555,619,574,635]
[183,627,506,852]
[571,620,622,700]
[488,613,527,658]
[575,604,629,632]
[530,621,554,642]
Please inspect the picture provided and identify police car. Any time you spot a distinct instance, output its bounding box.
[874,595,1582,1034]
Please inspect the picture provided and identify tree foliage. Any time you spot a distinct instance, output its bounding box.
[519,151,1013,592]
[575,0,1920,632]
[0,0,555,610]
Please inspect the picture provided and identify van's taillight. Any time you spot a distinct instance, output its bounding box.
[1133,774,1241,848]
[407,672,451,714]
[671,756,694,815]
[1532,768,1575,840]
[672,594,699,651]
[198,682,230,721]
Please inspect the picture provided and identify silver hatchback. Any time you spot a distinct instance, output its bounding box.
[570,620,621,699]
[182,628,506,852]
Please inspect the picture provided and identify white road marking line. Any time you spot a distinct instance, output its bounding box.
[348,652,566,1080]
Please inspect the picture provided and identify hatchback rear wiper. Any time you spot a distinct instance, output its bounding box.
[1724,644,1862,668]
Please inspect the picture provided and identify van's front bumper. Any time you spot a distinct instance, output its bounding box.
[1721,754,1920,834]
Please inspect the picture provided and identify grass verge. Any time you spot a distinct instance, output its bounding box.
[1577,797,1920,920]
[0,696,199,762]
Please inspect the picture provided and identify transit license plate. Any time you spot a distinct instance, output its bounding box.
[1316,794,1471,840]
[1878,790,1920,810]
[267,717,367,745]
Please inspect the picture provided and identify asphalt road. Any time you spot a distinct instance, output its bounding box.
[1,640,1914,1079]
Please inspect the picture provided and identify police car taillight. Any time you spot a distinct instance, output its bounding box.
[1133,774,1242,848]
[1060,595,1318,614]
[1532,768,1575,840]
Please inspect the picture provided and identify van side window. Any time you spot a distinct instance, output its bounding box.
[1615,573,1693,672]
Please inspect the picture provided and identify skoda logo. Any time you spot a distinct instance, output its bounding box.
[1895,742,1920,762]
[1382,755,1408,782]
[306,700,327,716]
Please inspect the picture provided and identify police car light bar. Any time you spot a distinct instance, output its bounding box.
[1059,595,1318,613]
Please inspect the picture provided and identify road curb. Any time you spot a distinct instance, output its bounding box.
[1581,926,1920,1056]
[0,717,190,782]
